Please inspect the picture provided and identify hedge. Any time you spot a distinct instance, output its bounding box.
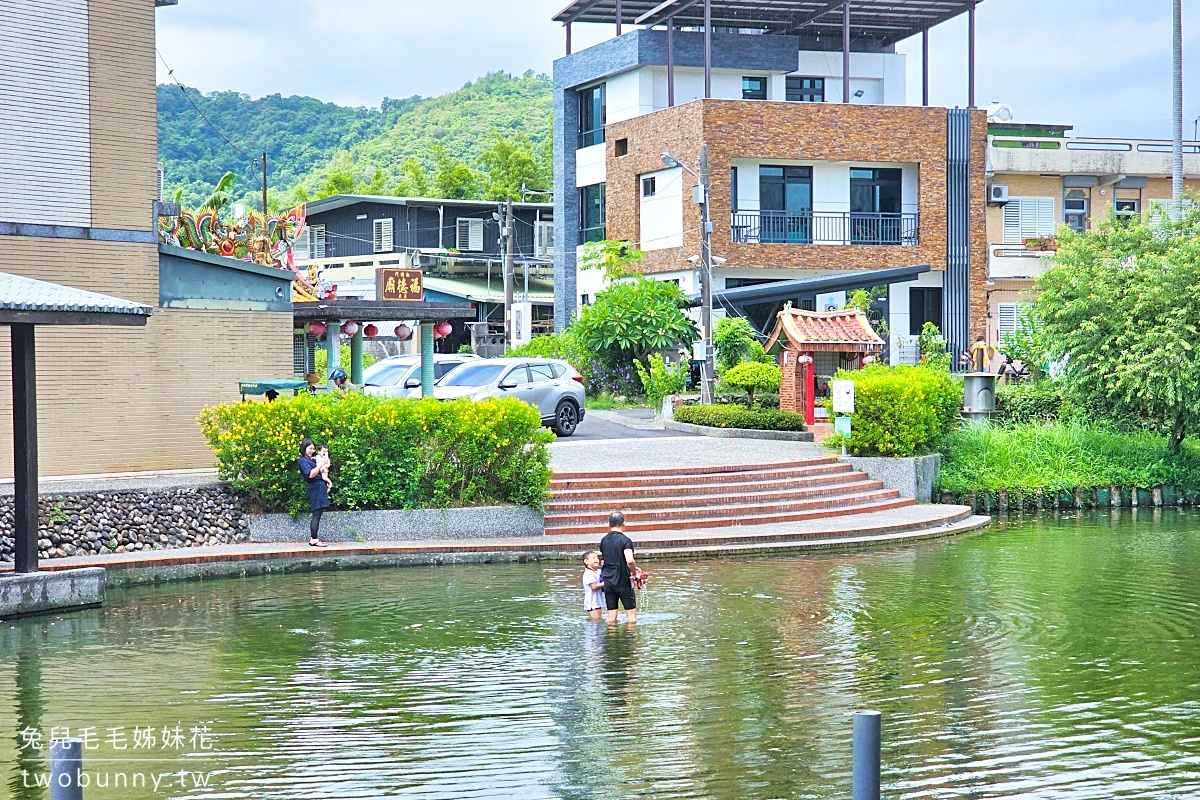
[994,381,1063,425]
[198,393,554,515]
[674,404,807,431]
[829,364,960,457]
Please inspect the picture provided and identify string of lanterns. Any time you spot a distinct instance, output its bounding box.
[307,321,454,341]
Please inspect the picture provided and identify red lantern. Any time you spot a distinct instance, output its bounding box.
[308,321,327,339]
[341,320,360,337]
[435,321,453,338]
[393,324,412,341]
[363,324,379,339]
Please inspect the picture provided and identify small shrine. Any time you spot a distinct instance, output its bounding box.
[764,308,884,424]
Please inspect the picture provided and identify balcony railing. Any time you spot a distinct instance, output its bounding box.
[731,211,919,246]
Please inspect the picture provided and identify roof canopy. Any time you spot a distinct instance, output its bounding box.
[554,0,979,45]
[765,307,884,353]
[292,299,475,323]
[0,271,151,326]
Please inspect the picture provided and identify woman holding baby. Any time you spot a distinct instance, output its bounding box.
[298,438,331,547]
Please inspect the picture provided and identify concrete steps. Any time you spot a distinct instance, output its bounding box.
[545,458,916,536]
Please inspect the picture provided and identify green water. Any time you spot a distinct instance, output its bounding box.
[2,511,1200,799]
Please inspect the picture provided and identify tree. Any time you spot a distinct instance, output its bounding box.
[477,133,547,201]
[722,361,781,408]
[359,168,389,195]
[576,276,699,368]
[432,145,481,200]
[391,158,430,198]
[1036,201,1200,452]
[316,167,356,199]
[198,171,237,216]
[578,239,643,280]
[713,317,760,373]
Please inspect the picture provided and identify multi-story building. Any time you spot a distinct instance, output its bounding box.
[292,195,556,350]
[0,0,293,477]
[985,122,1200,349]
[551,0,989,367]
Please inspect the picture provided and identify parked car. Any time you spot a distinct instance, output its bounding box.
[433,358,586,436]
[361,354,480,398]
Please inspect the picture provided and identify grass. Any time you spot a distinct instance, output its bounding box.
[938,422,1200,494]
[586,393,649,411]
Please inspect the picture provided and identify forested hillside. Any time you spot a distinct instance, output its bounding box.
[158,71,553,209]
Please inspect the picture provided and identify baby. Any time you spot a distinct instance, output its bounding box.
[317,445,333,492]
[582,550,604,620]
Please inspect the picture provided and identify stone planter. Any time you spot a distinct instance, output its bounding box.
[664,420,814,441]
[840,454,940,504]
[250,505,545,543]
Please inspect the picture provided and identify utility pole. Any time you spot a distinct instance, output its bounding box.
[260,151,269,216]
[503,197,515,350]
[698,143,715,405]
[1172,0,1184,219]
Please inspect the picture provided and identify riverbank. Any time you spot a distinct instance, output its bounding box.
[937,423,1200,507]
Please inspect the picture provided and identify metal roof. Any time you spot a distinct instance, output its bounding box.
[306,195,554,217]
[554,0,980,45]
[690,264,930,307]
[424,275,556,305]
[0,271,152,324]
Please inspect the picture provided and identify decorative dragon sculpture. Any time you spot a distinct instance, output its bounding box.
[159,204,332,302]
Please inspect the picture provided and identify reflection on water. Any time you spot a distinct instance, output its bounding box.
[2,511,1200,798]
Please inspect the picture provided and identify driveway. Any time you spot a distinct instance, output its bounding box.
[561,408,689,441]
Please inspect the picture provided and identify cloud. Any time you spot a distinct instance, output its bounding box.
[157,0,1200,138]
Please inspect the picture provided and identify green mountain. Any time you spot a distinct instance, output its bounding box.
[157,71,553,209]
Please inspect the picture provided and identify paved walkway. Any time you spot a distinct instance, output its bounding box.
[550,429,829,473]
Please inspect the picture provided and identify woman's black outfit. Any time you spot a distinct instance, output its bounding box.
[298,455,330,539]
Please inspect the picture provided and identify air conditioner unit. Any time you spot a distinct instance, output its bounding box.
[989,184,1010,204]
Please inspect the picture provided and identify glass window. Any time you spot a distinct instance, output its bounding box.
[434,360,468,380]
[440,363,507,387]
[642,176,656,197]
[548,363,566,379]
[580,183,606,243]
[909,288,943,336]
[730,167,739,213]
[529,363,556,382]
[850,168,903,214]
[786,76,824,102]
[1115,199,1140,215]
[1064,188,1089,233]
[578,83,606,149]
[759,166,812,243]
[742,77,768,100]
[507,365,534,386]
[362,362,414,387]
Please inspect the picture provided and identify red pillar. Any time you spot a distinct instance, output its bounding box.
[802,353,816,425]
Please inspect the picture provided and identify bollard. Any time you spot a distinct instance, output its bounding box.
[50,738,83,800]
[852,710,881,800]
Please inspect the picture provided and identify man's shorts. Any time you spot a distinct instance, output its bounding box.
[604,583,636,611]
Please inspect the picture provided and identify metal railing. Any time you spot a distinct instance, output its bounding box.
[731,211,919,246]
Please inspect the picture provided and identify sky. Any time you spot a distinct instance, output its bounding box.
[156,0,1200,140]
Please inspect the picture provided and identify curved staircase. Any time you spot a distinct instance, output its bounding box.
[546,458,916,536]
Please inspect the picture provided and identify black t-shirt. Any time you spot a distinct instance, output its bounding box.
[599,530,634,589]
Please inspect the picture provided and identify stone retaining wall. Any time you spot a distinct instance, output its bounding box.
[0,485,249,563]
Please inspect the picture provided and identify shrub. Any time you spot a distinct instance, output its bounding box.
[713,317,759,373]
[722,361,781,407]
[674,404,806,431]
[830,364,961,457]
[198,393,554,515]
[995,381,1063,424]
[634,352,687,412]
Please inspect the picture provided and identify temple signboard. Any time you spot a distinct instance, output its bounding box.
[377,268,424,302]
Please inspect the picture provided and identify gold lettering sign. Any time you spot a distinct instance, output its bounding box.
[377,268,424,301]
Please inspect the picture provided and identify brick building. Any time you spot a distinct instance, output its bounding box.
[551,0,989,370]
[0,0,293,478]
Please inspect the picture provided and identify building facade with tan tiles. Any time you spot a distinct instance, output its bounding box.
[0,0,293,478]
[984,124,1200,350]
[552,2,989,370]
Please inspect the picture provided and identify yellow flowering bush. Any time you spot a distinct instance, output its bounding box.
[198,393,554,514]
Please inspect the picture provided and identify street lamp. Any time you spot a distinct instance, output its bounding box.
[662,147,715,404]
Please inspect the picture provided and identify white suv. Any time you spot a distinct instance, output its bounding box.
[433,358,587,436]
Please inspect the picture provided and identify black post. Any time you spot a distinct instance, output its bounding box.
[922,28,930,106]
[565,21,572,55]
[667,15,676,107]
[615,0,622,35]
[704,0,712,98]
[968,5,976,108]
[852,710,882,800]
[11,324,37,574]
[843,2,852,103]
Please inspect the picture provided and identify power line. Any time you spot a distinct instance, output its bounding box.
[156,49,257,165]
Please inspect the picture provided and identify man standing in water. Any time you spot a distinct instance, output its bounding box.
[599,511,643,624]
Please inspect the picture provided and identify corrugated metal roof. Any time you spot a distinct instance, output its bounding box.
[0,271,152,316]
[423,275,556,304]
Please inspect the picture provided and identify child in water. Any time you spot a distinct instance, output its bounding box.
[582,551,604,620]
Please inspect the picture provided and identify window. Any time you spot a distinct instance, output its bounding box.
[786,76,825,102]
[1115,198,1140,217]
[1002,197,1055,244]
[1064,188,1089,233]
[642,176,656,198]
[909,288,943,336]
[742,76,768,100]
[730,167,739,213]
[536,220,555,257]
[508,365,535,386]
[997,302,1031,344]
[456,218,484,251]
[581,294,591,306]
[373,218,394,253]
[295,224,325,259]
[759,165,812,243]
[529,363,556,382]
[850,168,903,244]
[580,183,606,243]
[578,83,606,149]
[615,138,628,157]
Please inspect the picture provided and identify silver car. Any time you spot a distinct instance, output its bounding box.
[433,358,586,436]
[361,354,480,398]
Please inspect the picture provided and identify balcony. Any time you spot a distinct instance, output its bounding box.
[731,211,919,246]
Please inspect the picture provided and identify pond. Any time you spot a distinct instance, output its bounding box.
[2,511,1199,799]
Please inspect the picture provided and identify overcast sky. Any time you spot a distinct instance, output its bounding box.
[157,0,1200,139]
